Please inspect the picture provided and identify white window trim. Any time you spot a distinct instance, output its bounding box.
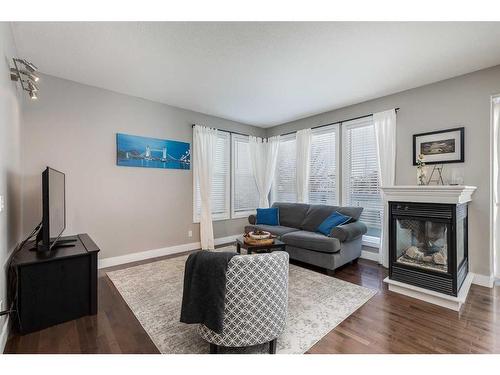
[341,116,382,246]
[231,133,257,219]
[309,123,341,206]
[271,133,297,204]
[362,235,381,248]
[193,132,231,223]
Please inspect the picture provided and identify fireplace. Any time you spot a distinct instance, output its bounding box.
[389,202,468,296]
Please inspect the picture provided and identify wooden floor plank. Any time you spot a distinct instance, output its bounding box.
[4,251,500,354]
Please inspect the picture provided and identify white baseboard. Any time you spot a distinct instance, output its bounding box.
[360,250,380,262]
[98,234,239,269]
[0,316,9,354]
[471,273,496,288]
[215,234,240,246]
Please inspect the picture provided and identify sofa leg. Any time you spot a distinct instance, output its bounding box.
[326,268,335,276]
[209,343,219,354]
[351,258,359,265]
[269,338,277,354]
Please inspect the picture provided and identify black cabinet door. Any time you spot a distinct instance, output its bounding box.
[18,255,90,334]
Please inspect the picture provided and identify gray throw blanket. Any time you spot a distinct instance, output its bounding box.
[180,250,237,333]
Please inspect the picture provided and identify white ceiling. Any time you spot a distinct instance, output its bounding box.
[11,22,500,127]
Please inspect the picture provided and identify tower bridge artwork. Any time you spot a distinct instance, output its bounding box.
[116,133,190,170]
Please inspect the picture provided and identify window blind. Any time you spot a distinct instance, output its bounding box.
[273,134,297,203]
[231,134,259,217]
[194,132,230,221]
[342,117,382,238]
[309,124,339,205]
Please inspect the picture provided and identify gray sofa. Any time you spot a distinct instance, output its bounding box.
[245,202,367,275]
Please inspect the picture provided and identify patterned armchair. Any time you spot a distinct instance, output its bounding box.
[198,251,289,354]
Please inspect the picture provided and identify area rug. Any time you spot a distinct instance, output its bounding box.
[106,246,377,354]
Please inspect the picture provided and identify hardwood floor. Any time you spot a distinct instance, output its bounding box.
[5,250,500,354]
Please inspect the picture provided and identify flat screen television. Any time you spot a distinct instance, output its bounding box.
[35,167,71,251]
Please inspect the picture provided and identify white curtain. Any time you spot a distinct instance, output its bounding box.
[193,125,218,250]
[249,136,280,208]
[296,128,312,203]
[373,109,397,267]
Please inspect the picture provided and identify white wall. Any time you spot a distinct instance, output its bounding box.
[20,75,266,261]
[0,23,23,351]
[267,65,500,278]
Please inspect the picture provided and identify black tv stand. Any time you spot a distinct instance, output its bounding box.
[10,233,100,334]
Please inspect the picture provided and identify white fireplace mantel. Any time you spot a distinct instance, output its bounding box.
[380,185,477,205]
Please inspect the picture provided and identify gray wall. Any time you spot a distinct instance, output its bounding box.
[21,75,266,260]
[267,65,500,277]
[0,23,23,340]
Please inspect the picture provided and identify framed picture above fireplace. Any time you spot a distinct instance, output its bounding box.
[412,127,464,165]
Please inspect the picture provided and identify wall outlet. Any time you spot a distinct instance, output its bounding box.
[188,230,193,238]
[0,195,4,213]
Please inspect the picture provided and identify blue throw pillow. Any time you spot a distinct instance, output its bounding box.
[256,207,280,226]
[317,211,351,236]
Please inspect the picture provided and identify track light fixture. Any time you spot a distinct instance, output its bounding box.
[10,57,40,100]
[27,80,39,92]
[20,70,39,82]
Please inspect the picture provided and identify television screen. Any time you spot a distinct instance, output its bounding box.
[39,167,66,251]
[47,168,65,241]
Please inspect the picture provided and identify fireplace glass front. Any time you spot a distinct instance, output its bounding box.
[395,219,449,273]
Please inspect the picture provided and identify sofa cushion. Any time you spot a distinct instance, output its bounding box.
[272,202,310,229]
[281,230,341,254]
[337,206,363,221]
[300,205,363,232]
[300,204,339,231]
[256,207,280,226]
[317,211,352,236]
[244,224,299,238]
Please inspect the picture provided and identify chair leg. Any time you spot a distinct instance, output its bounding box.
[269,338,277,354]
[209,343,219,354]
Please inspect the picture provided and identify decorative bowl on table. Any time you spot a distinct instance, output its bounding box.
[248,230,271,240]
[243,230,275,246]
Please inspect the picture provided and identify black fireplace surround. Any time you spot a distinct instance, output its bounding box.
[389,201,468,296]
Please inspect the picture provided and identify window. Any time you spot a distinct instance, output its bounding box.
[309,124,339,205]
[272,134,297,203]
[231,134,259,218]
[342,117,382,241]
[193,131,230,222]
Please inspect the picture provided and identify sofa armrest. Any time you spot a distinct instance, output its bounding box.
[248,214,256,225]
[330,221,367,242]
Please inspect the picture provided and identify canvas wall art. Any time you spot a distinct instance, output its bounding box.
[412,127,464,165]
[116,133,190,170]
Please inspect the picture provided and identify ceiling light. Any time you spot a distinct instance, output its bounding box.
[20,70,39,82]
[27,81,39,92]
[20,59,38,73]
[10,57,40,100]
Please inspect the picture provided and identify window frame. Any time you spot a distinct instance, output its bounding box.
[271,133,297,204]
[309,123,341,206]
[230,133,259,219]
[341,116,382,247]
[193,131,231,223]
